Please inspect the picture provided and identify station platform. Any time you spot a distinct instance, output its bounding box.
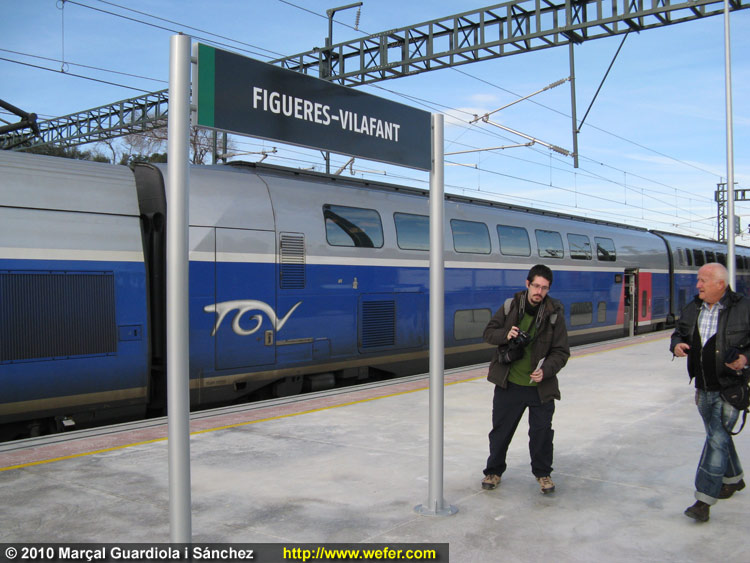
[1,331,748,562]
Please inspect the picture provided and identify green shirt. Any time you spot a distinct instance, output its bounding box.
[507,311,538,386]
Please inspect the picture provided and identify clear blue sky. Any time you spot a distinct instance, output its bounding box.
[2,1,749,240]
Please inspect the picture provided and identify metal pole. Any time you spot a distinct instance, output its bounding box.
[568,42,579,169]
[723,0,736,286]
[415,113,457,517]
[167,33,192,543]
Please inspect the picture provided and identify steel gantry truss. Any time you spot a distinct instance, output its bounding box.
[2,0,748,150]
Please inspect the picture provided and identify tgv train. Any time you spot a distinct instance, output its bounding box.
[1,150,749,439]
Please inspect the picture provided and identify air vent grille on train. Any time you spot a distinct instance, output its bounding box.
[280,233,305,289]
[361,301,396,348]
[0,272,117,362]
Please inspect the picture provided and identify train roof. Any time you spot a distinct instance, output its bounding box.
[0,150,140,216]
[224,160,650,234]
[651,230,750,252]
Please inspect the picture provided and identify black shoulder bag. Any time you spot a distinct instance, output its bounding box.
[721,348,750,435]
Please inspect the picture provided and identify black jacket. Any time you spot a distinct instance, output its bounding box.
[483,290,570,403]
[670,288,750,389]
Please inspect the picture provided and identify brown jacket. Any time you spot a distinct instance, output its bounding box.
[483,290,570,403]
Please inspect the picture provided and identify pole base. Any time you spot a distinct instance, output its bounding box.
[414,501,458,517]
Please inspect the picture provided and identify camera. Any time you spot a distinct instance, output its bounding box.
[499,330,531,364]
[511,330,531,348]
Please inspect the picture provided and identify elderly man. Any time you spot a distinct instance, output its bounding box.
[670,262,749,522]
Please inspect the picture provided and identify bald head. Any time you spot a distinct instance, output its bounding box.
[696,262,728,305]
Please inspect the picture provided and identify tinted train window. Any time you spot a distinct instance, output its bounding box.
[594,237,616,262]
[454,309,491,340]
[597,302,606,323]
[570,302,593,326]
[676,248,685,266]
[693,249,705,267]
[394,213,429,251]
[451,219,491,254]
[497,225,531,256]
[324,204,383,248]
[535,230,564,259]
[685,248,693,266]
[705,251,716,263]
[567,233,592,260]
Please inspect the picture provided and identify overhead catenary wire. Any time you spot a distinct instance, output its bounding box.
[2,0,742,239]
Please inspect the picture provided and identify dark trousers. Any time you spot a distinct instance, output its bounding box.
[484,382,555,478]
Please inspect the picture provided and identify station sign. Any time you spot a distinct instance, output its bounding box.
[194,44,431,170]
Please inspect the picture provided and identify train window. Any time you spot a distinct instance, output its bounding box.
[594,237,616,262]
[496,225,531,256]
[451,219,491,254]
[323,204,383,248]
[737,255,745,271]
[597,302,606,323]
[705,250,716,263]
[676,248,684,266]
[692,249,705,266]
[567,233,592,260]
[685,249,693,266]
[394,213,429,251]
[535,230,564,259]
[454,309,491,340]
[570,302,593,326]
[717,252,726,266]
[641,290,648,316]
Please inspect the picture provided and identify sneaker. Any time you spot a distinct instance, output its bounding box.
[537,475,555,494]
[481,474,501,490]
[718,479,745,499]
[684,500,710,522]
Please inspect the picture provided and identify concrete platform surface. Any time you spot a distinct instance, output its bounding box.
[1,332,748,562]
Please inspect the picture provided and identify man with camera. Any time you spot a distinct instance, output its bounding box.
[481,264,570,494]
[670,262,748,522]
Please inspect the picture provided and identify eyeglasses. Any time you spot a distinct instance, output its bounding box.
[529,282,550,292]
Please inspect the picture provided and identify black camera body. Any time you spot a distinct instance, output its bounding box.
[511,330,531,348]
[499,330,531,364]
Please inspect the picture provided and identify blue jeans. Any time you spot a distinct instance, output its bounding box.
[694,390,744,504]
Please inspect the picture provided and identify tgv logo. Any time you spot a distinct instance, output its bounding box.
[204,300,302,337]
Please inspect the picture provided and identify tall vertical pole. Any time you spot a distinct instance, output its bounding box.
[568,42,579,169]
[415,113,457,517]
[167,33,192,543]
[723,0,736,286]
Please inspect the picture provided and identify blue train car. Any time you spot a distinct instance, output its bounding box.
[651,230,750,316]
[0,152,150,437]
[141,160,673,405]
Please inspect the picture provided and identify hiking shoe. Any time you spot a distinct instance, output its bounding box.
[684,501,710,522]
[537,476,555,494]
[481,474,501,490]
[718,479,745,499]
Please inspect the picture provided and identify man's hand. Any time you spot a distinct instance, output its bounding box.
[725,353,748,372]
[507,326,520,341]
[673,343,690,357]
[529,368,544,383]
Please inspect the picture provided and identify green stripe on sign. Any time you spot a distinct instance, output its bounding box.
[197,44,215,128]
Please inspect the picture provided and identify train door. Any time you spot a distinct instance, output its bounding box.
[623,269,638,337]
[213,228,276,369]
